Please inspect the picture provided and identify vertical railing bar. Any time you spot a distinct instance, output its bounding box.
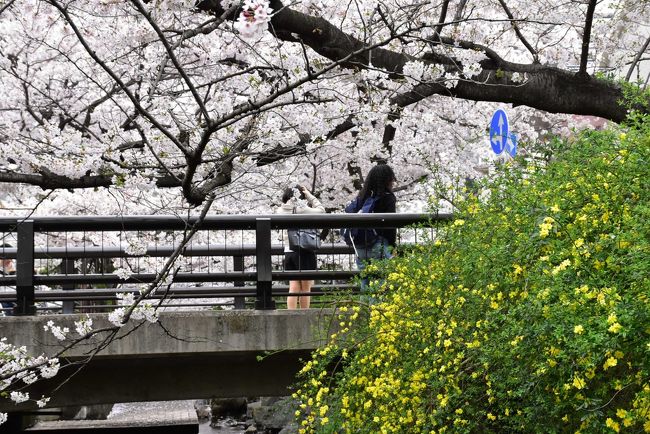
[62,258,76,314]
[255,218,275,310]
[120,229,123,273]
[15,220,35,315]
[233,253,245,309]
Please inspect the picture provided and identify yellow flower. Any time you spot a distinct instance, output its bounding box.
[574,238,584,248]
[539,217,555,238]
[551,259,571,275]
[453,219,465,227]
[487,413,496,421]
[603,357,618,370]
[574,325,584,334]
[606,417,620,432]
[608,322,623,333]
[572,376,586,389]
[551,204,560,213]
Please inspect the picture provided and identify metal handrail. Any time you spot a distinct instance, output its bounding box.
[0,213,450,231]
[0,213,451,313]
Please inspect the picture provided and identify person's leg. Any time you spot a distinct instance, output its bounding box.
[356,238,391,304]
[355,246,371,301]
[285,251,299,309]
[299,280,314,309]
[287,280,301,309]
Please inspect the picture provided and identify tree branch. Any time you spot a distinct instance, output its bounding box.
[47,0,192,157]
[626,34,650,82]
[0,169,181,190]
[131,0,212,123]
[579,0,597,77]
[431,0,450,44]
[496,0,539,63]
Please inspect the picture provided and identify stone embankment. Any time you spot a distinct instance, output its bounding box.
[206,397,299,433]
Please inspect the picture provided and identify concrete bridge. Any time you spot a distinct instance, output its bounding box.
[0,310,337,412]
[0,213,448,421]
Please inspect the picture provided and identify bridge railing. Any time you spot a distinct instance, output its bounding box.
[0,213,452,314]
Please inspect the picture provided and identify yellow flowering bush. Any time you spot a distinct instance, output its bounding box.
[294,115,650,433]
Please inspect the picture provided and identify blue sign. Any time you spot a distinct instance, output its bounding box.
[489,109,509,155]
[505,133,517,157]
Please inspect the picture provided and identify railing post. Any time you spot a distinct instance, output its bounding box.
[62,258,76,314]
[14,220,36,316]
[255,218,275,310]
[233,255,246,309]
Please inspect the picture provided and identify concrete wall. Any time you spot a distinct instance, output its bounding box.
[0,310,338,411]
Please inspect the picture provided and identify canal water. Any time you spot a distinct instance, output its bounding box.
[199,417,246,433]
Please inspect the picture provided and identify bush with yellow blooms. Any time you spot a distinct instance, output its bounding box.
[294,113,650,433]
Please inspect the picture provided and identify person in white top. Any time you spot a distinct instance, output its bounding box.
[276,185,325,309]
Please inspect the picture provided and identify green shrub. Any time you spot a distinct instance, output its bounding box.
[294,117,650,433]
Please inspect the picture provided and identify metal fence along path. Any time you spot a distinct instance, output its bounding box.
[0,213,452,314]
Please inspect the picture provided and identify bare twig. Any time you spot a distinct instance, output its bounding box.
[496,0,539,63]
[626,34,650,82]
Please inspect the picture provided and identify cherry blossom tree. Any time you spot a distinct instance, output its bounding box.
[0,0,647,216]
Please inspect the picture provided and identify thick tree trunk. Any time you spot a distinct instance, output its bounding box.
[196,0,635,123]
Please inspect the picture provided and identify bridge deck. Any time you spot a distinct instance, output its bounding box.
[1,310,338,412]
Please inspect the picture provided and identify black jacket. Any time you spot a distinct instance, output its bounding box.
[372,192,397,247]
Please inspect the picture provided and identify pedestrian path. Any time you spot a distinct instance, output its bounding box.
[27,400,198,433]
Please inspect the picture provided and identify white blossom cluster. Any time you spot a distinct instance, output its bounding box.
[0,337,60,422]
[74,315,94,336]
[107,292,159,326]
[233,0,274,39]
[125,238,148,256]
[114,267,132,280]
[43,320,69,341]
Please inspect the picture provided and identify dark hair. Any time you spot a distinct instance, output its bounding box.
[358,164,395,200]
[282,186,306,203]
[281,188,294,204]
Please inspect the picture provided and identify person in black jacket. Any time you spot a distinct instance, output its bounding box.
[352,164,397,293]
